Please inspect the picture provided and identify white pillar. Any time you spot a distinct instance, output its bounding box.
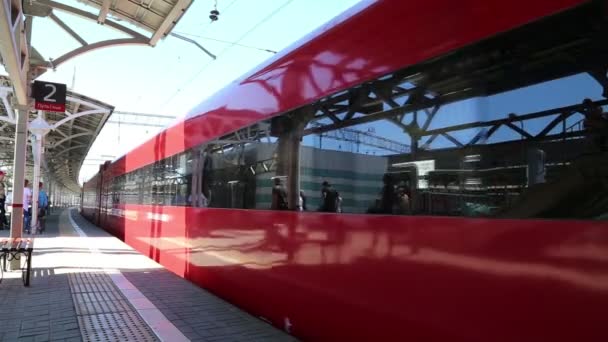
[10,106,28,238]
[30,134,41,231]
[28,114,51,230]
[47,180,52,213]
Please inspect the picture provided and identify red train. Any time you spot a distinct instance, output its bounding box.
[82,0,608,340]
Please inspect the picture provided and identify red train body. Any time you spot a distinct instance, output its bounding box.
[82,1,608,340]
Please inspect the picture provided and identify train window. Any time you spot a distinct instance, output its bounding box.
[233,5,607,220]
[173,73,607,220]
[186,122,276,209]
[297,71,606,219]
[109,3,607,221]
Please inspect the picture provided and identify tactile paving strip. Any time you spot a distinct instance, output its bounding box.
[70,272,115,285]
[78,312,158,342]
[69,272,116,293]
[74,291,124,303]
[68,272,159,342]
[74,296,133,315]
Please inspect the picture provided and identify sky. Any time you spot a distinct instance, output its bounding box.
[10,0,362,183]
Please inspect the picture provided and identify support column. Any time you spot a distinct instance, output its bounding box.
[410,136,419,159]
[30,134,41,231]
[286,108,314,210]
[286,131,301,211]
[48,180,53,213]
[29,114,51,227]
[275,135,289,177]
[9,106,28,269]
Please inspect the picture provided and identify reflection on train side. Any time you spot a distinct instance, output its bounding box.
[132,217,608,293]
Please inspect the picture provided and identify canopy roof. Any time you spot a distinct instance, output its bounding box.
[0,76,113,192]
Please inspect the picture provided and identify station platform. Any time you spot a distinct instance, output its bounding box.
[0,209,296,342]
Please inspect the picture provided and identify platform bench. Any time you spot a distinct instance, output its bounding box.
[0,238,34,286]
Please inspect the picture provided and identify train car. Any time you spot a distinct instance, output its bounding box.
[82,0,608,340]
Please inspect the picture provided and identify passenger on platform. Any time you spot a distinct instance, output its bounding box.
[368,174,399,214]
[319,181,340,213]
[379,174,397,214]
[395,183,411,215]
[23,179,32,234]
[271,177,288,210]
[299,191,307,211]
[37,182,49,233]
[582,98,608,152]
[0,170,6,229]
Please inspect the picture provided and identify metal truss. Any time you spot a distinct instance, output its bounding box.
[76,0,193,45]
[418,99,608,149]
[248,158,277,176]
[209,122,274,148]
[0,0,30,105]
[25,0,144,78]
[301,10,608,153]
[304,69,608,152]
[308,121,409,153]
[303,50,607,154]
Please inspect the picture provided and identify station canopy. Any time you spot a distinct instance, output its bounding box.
[0,0,193,194]
[0,76,114,193]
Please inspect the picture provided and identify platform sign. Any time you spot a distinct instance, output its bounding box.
[32,81,67,112]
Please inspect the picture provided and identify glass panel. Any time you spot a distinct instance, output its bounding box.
[108,4,607,221]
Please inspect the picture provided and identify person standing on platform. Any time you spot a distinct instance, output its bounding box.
[0,170,7,230]
[379,174,397,214]
[582,98,608,152]
[319,181,340,213]
[271,177,288,210]
[23,179,32,234]
[37,182,49,233]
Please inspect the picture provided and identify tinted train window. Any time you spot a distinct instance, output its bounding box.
[299,72,606,219]
[187,3,607,220]
[186,123,277,209]
[121,3,607,220]
[291,2,607,220]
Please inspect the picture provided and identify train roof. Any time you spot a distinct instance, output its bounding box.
[95,0,589,181]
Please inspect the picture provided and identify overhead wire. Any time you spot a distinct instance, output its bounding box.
[154,0,240,106]
[159,0,295,111]
[172,31,277,54]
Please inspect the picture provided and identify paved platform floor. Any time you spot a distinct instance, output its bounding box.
[0,209,296,342]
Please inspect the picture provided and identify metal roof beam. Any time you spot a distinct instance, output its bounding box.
[53,145,85,158]
[50,132,92,149]
[50,38,148,71]
[149,0,190,46]
[0,116,15,124]
[38,0,148,41]
[29,0,149,78]
[51,108,110,129]
[49,13,88,46]
[0,86,15,121]
[98,0,111,24]
[0,0,29,104]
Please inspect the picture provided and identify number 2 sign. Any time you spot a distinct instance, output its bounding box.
[32,81,67,112]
